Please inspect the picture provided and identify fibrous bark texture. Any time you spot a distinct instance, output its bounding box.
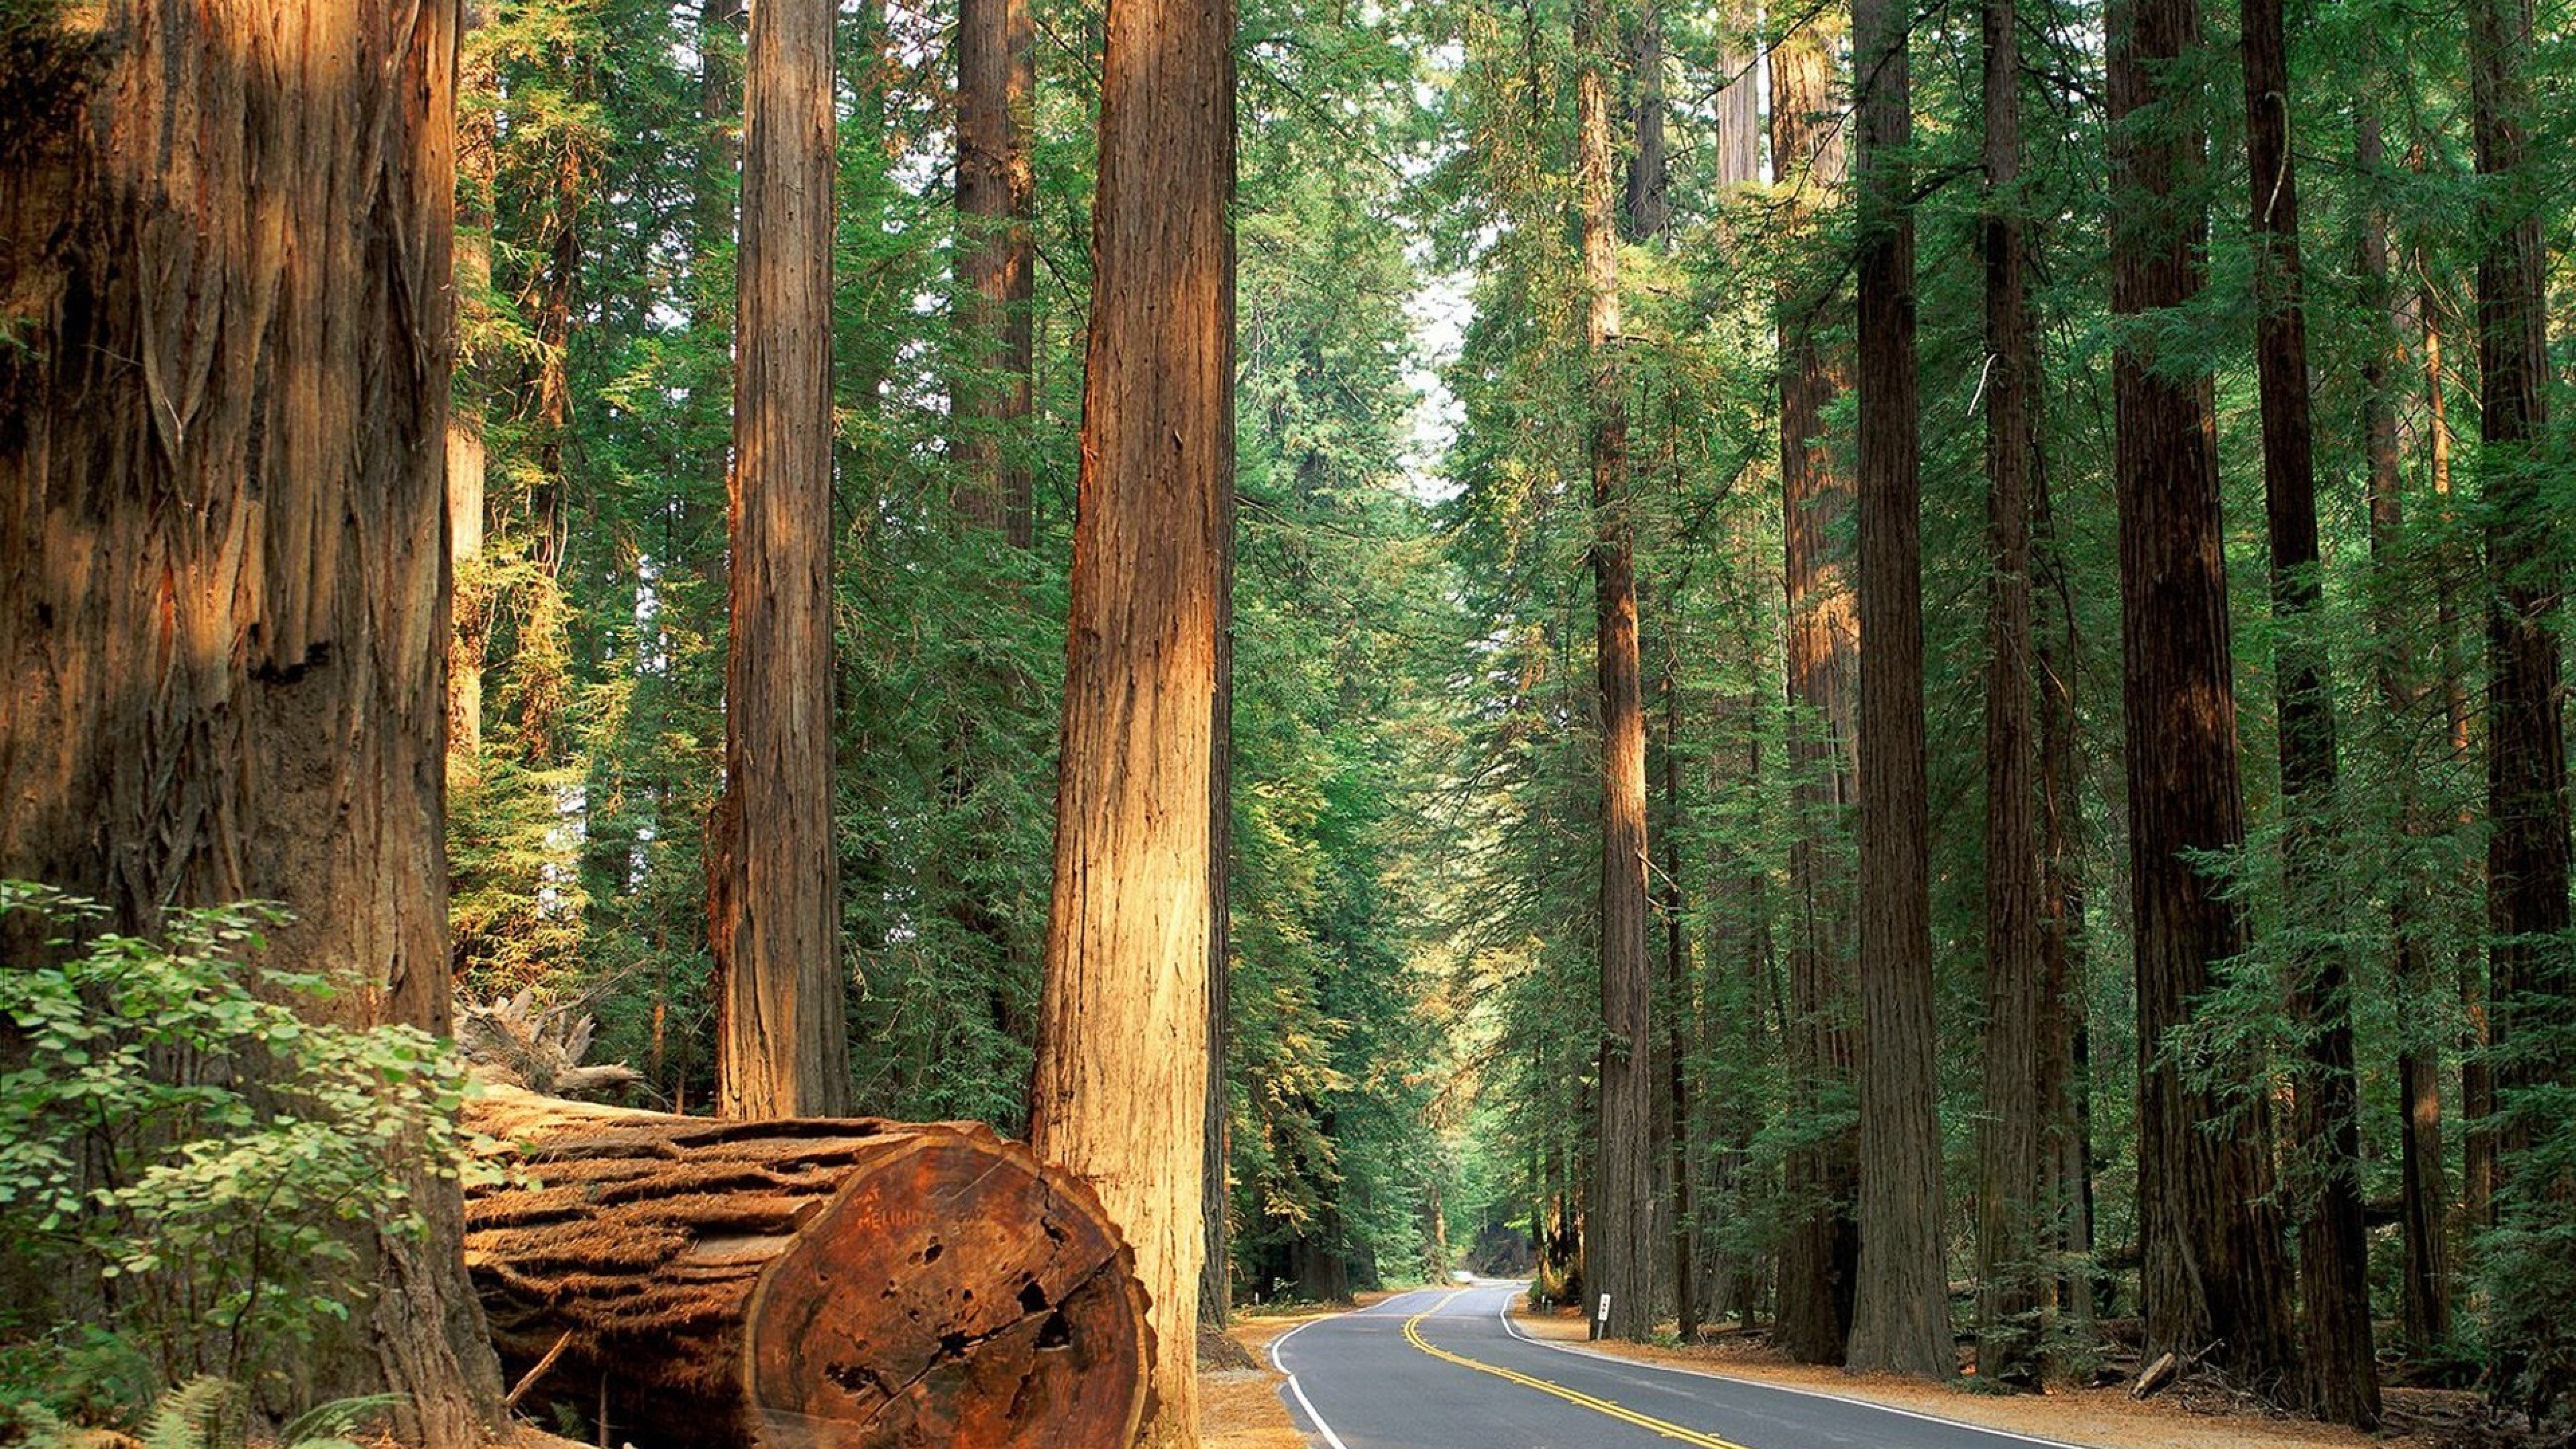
[2239,0,2375,1418]
[1575,0,1656,1346]
[2469,0,2570,1173]
[2357,116,2453,1354]
[953,0,1036,544]
[1847,0,1949,1380]
[463,1087,1150,1449]
[1768,8,1860,1368]
[710,0,852,1120]
[1027,0,1234,1430]
[2105,0,2300,1393]
[1977,0,2047,1381]
[0,3,501,1440]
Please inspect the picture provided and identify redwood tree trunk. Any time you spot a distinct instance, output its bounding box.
[1768,10,1861,1367]
[1576,0,1656,1344]
[953,0,1036,544]
[1025,0,1234,1428]
[2105,0,2300,1390]
[2469,0,2570,1183]
[1846,0,1947,1379]
[710,0,851,1121]
[0,3,500,1440]
[2358,116,2453,1354]
[2240,0,2375,1419]
[1976,0,2047,1381]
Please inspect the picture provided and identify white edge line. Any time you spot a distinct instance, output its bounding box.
[1270,1291,1419,1449]
[1489,1289,2100,1449]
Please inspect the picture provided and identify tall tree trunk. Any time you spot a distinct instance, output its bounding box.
[2359,117,2455,1355]
[1711,2,1762,189]
[1025,0,1233,1424]
[2469,0,2569,1184]
[1203,468,1237,1330]
[2241,0,2376,1420]
[1621,0,1670,241]
[2035,466,2095,1342]
[953,0,1036,544]
[2436,286,2497,1239]
[450,72,494,763]
[1768,9,1861,1366]
[1846,0,1947,1379]
[710,0,851,1120]
[0,3,502,1439]
[1662,647,1699,1340]
[1577,0,1656,1344]
[2104,0,2300,1391]
[1976,0,2046,1381]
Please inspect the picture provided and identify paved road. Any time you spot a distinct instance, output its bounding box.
[1270,1282,2076,1449]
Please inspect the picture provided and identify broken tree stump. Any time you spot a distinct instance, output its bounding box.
[462,1087,1150,1449]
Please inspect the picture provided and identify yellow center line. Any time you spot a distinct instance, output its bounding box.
[1399,1291,1757,1449]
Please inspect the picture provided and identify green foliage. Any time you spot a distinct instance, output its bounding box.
[0,884,476,1429]
[13,1379,401,1449]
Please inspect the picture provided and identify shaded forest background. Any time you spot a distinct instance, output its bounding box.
[5,0,2576,1435]
[437,0,2576,1409]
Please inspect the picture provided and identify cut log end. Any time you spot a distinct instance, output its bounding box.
[746,1132,1148,1449]
[463,1090,1150,1449]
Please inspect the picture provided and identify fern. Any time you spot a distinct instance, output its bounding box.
[275,1392,405,1449]
[137,1379,239,1449]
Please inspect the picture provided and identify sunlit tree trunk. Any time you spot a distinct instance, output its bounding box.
[2105,0,2300,1389]
[1576,0,1656,1343]
[1768,9,1860,1366]
[0,3,500,1438]
[1025,0,1234,1426]
[709,0,851,1120]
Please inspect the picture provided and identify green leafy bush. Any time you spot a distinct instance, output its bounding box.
[0,883,476,1432]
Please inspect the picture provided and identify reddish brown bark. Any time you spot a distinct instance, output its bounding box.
[1976,0,2047,1381]
[463,1089,1149,1449]
[1025,0,1234,1427]
[2359,118,2455,1353]
[2105,0,2300,1391]
[1846,0,1947,1379]
[1768,8,1860,1367]
[2240,0,2375,1419]
[952,0,1036,544]
[1576,0,1656,1344]
[710,0,852,1120]
[2469,0,2571,1177]
[0,3,500,1438]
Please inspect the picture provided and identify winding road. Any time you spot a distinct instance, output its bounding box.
[1270,1282,2080,1449]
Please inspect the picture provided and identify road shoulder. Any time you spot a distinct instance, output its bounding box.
[1204,1292,1404,1448]
[1508,1303,2441,1449]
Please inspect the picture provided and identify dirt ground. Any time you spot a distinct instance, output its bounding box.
[1513,1303,2502,1449]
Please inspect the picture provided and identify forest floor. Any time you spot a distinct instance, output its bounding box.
[1202,1290,1405,1448]
[1513,1303,2510,1449]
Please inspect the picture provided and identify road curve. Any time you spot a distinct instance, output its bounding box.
[1269,1281,2082,1449]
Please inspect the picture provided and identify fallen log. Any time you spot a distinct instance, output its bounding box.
[462,1086,1150,1449]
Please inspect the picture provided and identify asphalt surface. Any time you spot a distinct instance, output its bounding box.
[1270,1282,2080,1449]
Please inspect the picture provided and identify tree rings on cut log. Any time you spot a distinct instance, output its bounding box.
[749,1134,1146,1446]
[462,1087,1150,1449]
